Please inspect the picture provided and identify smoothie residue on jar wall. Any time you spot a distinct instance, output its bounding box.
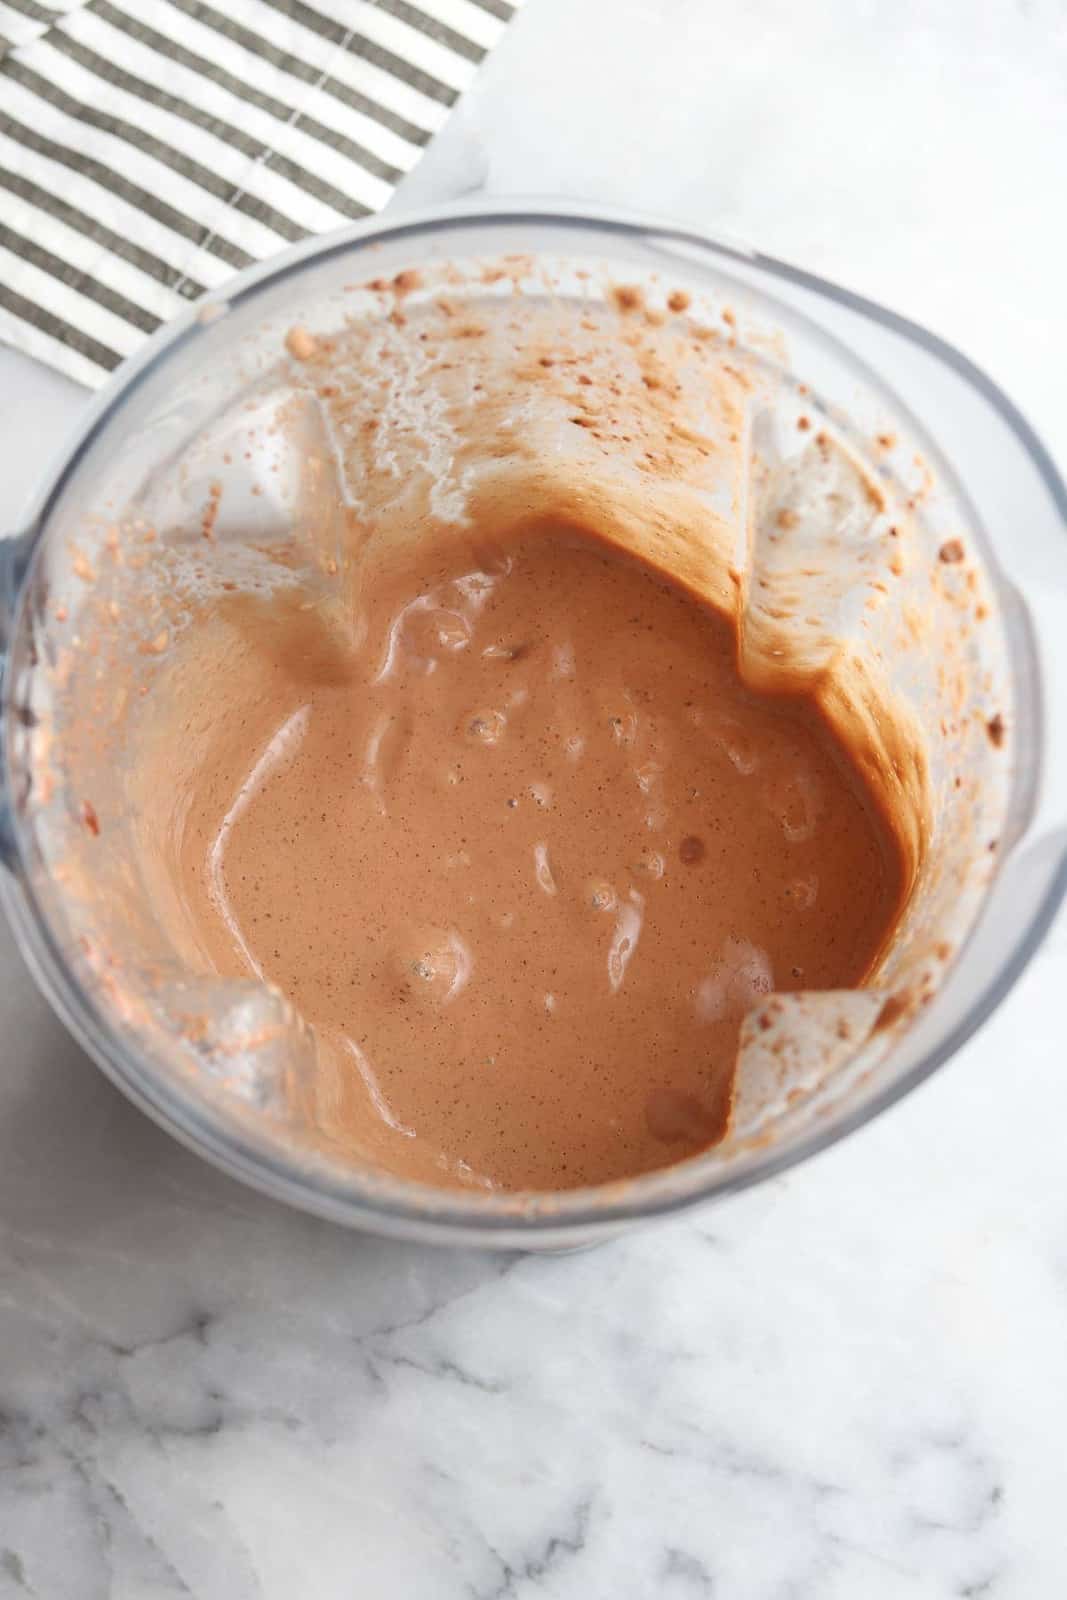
[16,256,1012,1201]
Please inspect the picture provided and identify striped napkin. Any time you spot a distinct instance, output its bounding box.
[0,0,521,387]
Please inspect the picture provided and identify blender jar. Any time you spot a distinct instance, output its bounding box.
[0,202,1064,1248]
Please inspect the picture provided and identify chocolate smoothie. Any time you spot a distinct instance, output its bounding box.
[170,521,905,1192]
[63,282,932,1198]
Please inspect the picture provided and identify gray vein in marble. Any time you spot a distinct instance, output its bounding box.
[369,1351,510,1396]
[356,1252,522,1345]
[1,1550,29,1594]
[661,1546,716,1595]
[474,1493,595,1600]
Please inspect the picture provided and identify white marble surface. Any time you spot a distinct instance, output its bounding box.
[2,2,1067,1595]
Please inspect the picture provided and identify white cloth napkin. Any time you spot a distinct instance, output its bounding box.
[0,0,521,385]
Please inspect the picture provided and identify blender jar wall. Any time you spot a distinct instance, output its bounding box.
[0,204,1063,1245]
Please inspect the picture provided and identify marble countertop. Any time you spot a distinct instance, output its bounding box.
[2,2,1066,1595]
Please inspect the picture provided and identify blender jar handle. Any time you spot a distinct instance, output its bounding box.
[0,531,30,871]
[1017,583,1067,849]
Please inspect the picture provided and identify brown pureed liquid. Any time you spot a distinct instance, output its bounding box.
[175,524,905,1192]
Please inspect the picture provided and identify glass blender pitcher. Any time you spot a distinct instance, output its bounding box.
[0,202,1064,1248]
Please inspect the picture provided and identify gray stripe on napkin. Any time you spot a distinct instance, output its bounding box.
[256,0,458,108]
[0,162,207,294]
[0,0,523,386]
[93,0,404,186]
[164,0,434,147]
[0,107,254,269]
